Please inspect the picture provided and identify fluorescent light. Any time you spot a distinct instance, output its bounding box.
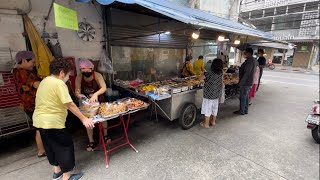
[234,40,240,44]
[218,36,224,41]
[192,30,200,39]
[164,31,171,35]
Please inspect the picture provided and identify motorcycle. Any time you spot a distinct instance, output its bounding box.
[266,60,275,70]
[306,100,320,143]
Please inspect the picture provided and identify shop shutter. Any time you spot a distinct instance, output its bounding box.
[108,26,188,49]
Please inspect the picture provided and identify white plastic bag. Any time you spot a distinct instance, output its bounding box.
[220,84,225,104]
[79,96,100,118]
[98,50,113,74]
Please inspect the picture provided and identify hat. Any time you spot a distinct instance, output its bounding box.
[79,59,94,69]
[15,51,35,63]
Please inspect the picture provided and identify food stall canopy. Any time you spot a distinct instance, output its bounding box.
[251,42,293,50]
[75,0,280,42]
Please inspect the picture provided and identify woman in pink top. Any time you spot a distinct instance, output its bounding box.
[249,65,260,105]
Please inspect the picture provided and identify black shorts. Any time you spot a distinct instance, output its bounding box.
[39,128,75,173]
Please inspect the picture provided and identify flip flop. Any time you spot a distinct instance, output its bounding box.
[86,142,97,152]
[210,121,216,126]
[37,152,46,158]
[200,121,209,129]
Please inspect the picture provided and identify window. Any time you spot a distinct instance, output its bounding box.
[240,12,250,19]
[305,2,319,11]
[288,4,304,13]
[273,14,302,30]
[301,46,308,51]
[250,18,273,31]
[276,6,287,15]
[264,8,275,17]
[250,10,263,18]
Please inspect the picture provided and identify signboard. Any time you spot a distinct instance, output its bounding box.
[273,34,295,41]
[265,0,290,8]
[54,3,78,30]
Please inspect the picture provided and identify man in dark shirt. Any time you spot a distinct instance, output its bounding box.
[256,49,266,91]
[234,48,258,115]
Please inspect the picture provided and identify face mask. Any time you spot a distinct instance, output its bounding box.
[82,72,92,77]
[63,73,70,83]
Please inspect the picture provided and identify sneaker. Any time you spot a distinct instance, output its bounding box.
[53,171,63,180]
[68,173,83,180]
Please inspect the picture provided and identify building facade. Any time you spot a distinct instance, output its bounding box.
[239,0,319,68]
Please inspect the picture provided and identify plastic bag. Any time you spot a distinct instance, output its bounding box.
[98,50,113,74]
[79,96,100,118]
[220,84,225,104]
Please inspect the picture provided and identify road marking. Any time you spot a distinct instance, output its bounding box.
[263,75,319,82]
[263,80,318,88]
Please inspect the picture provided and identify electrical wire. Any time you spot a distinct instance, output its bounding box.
[91,1,102,18]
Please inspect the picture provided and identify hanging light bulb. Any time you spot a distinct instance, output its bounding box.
[192,30,200,39]
[218,36,225,41]
[234,40,241,45]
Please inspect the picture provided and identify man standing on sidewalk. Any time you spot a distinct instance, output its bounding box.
[234,48,258,115]
[256,49,266,91]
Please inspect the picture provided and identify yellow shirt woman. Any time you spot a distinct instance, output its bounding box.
[194,59,204,75]
[181,62,195,77]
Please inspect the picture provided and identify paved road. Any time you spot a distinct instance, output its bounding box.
[0,71,319,180]
[262,70,319,89]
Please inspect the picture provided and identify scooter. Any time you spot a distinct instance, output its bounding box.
[266,60,275,70]
[306,100,320,143]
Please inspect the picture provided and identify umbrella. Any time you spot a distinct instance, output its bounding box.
[23,15,54,78]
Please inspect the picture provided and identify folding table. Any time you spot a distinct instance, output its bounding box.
[94,108,146,168]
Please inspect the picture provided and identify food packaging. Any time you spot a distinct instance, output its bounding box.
[79,97,100,118]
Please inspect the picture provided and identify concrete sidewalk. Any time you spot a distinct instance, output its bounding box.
[0,75,319,180]
[269,65,320,75]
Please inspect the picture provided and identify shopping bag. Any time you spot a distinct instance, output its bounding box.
[220,84,225,103]
[98,49,113,74]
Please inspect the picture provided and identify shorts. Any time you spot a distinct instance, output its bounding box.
[201,98,219,117]
[39,128,75,173]
[249,84,257,98]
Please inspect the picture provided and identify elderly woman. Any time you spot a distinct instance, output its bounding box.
[13,51,45,157]
[199,58,224,128]
[75,59,108,151]
[33,59,94,180]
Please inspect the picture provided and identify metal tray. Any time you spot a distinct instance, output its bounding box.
[181,86,189,91]
[171,87,182,94]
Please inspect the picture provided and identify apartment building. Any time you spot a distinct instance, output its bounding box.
[240,0,319,68]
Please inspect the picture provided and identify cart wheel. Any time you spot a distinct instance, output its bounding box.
[179,103,197,130]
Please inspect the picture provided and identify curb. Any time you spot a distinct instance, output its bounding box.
[265,69,320,75]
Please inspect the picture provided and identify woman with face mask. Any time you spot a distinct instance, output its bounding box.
[75,59,108,151]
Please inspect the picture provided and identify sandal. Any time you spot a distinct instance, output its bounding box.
[37,152,46,158]
[200,121,209,129]
[209,120,216,126]
[86,142,97,152]
[104,136,112,144]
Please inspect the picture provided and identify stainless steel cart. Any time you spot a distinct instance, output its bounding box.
[151,88,203,129]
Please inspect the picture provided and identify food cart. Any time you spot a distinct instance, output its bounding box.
[152,88,203,129]
[73,0,286,130]
[114,72,239,129]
